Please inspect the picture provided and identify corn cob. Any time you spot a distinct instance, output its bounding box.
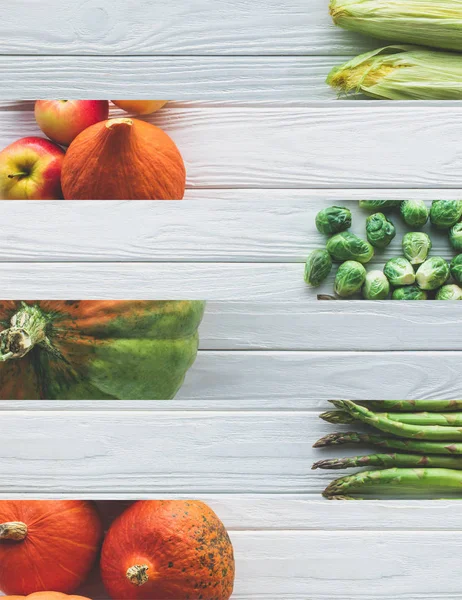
[330,0,462,53]
[327,45,462,100]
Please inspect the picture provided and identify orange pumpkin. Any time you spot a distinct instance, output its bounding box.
[0,501,102,595]
[5,594,91,599]
[61,118,186,200]
[100,500,235,599]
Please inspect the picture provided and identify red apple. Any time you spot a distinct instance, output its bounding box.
[0,136,65,200]
[35,100,109,146]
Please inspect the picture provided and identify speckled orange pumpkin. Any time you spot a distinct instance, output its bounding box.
[5,593,92,599]
[100,500,235,600]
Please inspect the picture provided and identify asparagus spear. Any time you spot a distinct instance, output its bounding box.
[331,400,462,441]
[313,453,462,470]
[320,410,356,424]
[321,409,462,427]
[313,431,462,455]
[361,400,462,412]
[323,468,462,499]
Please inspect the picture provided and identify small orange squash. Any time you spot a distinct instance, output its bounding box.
[100,500,235,600]
[112,100,167,115]
[5,594,92,599]
[0,500,102,595]
[61,118,186,200]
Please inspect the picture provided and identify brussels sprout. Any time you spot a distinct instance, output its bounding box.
[362,270,390,300]
[334,261,366,298]
[402,232,432,265]
[392,286,428,301]
[436,284,462,300]
[449,222,462,251]
[450,254,462,285]
[400,199,429,229]
[326,232,374,264]
[383,257,415,286]
[315,206,352,235]
[359,200,402,212]
[430,200,462,229]
[366,213,396,249]
[304,249,333,287]
[415,256,450,290]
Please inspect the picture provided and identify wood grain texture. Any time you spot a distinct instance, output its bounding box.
[0,350,459,408]
[0,57,337,102]
[3,106,462,188]
[0,0,376,55]
[0,197,455,262]
[0,409,461,494]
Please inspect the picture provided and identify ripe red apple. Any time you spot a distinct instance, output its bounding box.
[35,100,109,146]
[112,100,167,115]
[0,137,65,200]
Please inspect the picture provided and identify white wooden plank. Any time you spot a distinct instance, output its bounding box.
[1,351,461,408]
[0,57,336,102]
[200,303,462,352]
[1,496,461,531]
[0,0,376,56]
[2,106,462,188]
[0,351,460,408]
[0,262,304,300]
[0,410,315,494]
[0,197,456,263]
[0,410,461,494]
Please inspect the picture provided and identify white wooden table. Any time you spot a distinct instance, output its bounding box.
[2,1,462,598]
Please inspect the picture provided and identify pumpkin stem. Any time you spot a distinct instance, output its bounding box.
[126,564,149,586]
[0,521,28,541]
[106,117,133,130]
[0,304,50,362]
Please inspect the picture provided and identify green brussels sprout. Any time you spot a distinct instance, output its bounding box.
[383,257,415,286]
[366,213,396,249]
[450,254,462,285]
[430,200,462,229]
[315,206,352,235]
[326,232,374,264]
[359,200,402,212]
[400,199,429,229]
[415,256,450,290]
[304,249,333,287]
[334,261,366,298]
[392,286,428,300]
[362,270,390,300]
[402,232,432,265]
[436,284,462,300]
[449,222,462,251]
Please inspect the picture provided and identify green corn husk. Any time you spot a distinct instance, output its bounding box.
[327,45,462,100]
[330,0,462,53]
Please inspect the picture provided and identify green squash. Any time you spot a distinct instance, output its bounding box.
[0,301,205,400]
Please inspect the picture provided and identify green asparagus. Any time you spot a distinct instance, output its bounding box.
[361,400,462,412]
[313,431,462,455]
[321,409,462,427]
[323,467,462,499]
[331,400,462,441]
[312,453,462,470]
[319,410,356,424]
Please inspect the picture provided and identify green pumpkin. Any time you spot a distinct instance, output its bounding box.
[0,301,205,400]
